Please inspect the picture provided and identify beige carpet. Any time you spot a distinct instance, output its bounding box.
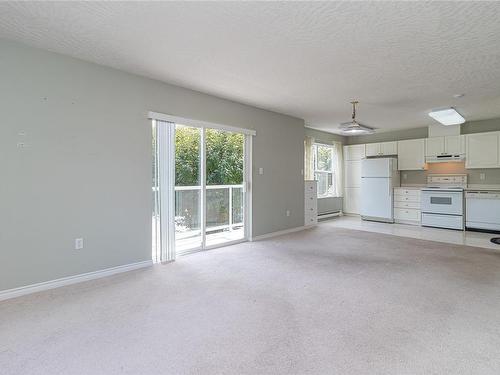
[1,226,500,374]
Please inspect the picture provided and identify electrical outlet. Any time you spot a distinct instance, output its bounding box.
[258,167,264,175]
[75,238,84,250]
[286,210,291,217]
[480,173,485,181]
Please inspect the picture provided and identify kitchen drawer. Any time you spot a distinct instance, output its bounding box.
[305,181,317,194]
[305,193,316,202]
[394,208,421,221]
[305,195,316,204]
[394,201,420,209]
[394,195,420,203]
[394,188,421,197]
[305,213,317,225]
[304,203,317,215]
[422,213,463,230]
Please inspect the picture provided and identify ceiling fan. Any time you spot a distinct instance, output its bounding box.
[339,101,375,135]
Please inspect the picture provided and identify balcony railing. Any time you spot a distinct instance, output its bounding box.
[152,184,243,238]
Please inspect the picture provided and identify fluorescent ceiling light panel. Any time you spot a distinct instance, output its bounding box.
[428,108,465,126]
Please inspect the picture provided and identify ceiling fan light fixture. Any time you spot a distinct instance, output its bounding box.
[338,101,375,136]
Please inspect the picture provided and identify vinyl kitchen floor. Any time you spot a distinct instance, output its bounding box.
[325,215,500,251]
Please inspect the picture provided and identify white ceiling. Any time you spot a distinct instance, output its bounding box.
[1,2,500,134]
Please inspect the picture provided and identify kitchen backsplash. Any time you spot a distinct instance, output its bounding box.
[402,162,500,185]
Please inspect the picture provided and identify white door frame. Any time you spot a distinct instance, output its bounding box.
[150,112,254,257]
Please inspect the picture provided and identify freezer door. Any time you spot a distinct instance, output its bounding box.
[361,158,393,178]
[361,177,393,220]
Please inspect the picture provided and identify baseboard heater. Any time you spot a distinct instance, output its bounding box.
[318,211,342,220]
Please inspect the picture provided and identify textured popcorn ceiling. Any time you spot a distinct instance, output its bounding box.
[1,2,500,133]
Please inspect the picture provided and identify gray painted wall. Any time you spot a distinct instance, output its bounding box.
[0,40,305,290]
[346,127,428,145]
[305,127,346,144]
[402,163,500,185]
[461,118,500,134]
[305,128,343,214]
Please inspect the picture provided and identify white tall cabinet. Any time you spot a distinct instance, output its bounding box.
[343,144,365,215]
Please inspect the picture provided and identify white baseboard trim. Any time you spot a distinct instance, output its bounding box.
[250,225,310,241]
[0,260,153,302]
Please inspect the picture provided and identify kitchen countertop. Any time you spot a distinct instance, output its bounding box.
[398,185,425,189]
[400,184,500,191]
[465,185,500,191]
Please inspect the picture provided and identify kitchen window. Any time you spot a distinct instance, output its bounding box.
[313,143,338,198]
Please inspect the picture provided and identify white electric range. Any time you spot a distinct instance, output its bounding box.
[421,175,467,230]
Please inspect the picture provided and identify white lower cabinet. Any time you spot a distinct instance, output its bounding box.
[394,188,421,225]
[344,187,360,214]
[305,180,317,226]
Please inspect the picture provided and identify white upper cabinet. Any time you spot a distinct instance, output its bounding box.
[365,141,397,157]
[466,132,500,169]
[425,137,445,156]
[343,144,365,161]
[397,139,426,170]
[425,135,465,157]
[445,135,465,155]
[365,143,380,157]
[381,141,398,156]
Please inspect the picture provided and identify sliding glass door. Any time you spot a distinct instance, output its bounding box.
[205,129,245,247]
[153,119,250,260]
[174,125,202,253]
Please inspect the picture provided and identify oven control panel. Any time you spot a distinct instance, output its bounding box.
[427,174,467,188]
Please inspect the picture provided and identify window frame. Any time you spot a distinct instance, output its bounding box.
[312,143,336,198]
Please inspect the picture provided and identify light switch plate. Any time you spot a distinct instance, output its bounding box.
[258,167,264,175]
[75,238,84,250]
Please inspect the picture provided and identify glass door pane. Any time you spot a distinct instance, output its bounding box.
[174,124,202,253]
[205,129,245,247]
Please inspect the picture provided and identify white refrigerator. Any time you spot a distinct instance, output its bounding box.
[360,158,400,223]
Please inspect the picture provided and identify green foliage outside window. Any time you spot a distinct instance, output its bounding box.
[175,126,244,186]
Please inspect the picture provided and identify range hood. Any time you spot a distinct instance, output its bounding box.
[425,154,465,163]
